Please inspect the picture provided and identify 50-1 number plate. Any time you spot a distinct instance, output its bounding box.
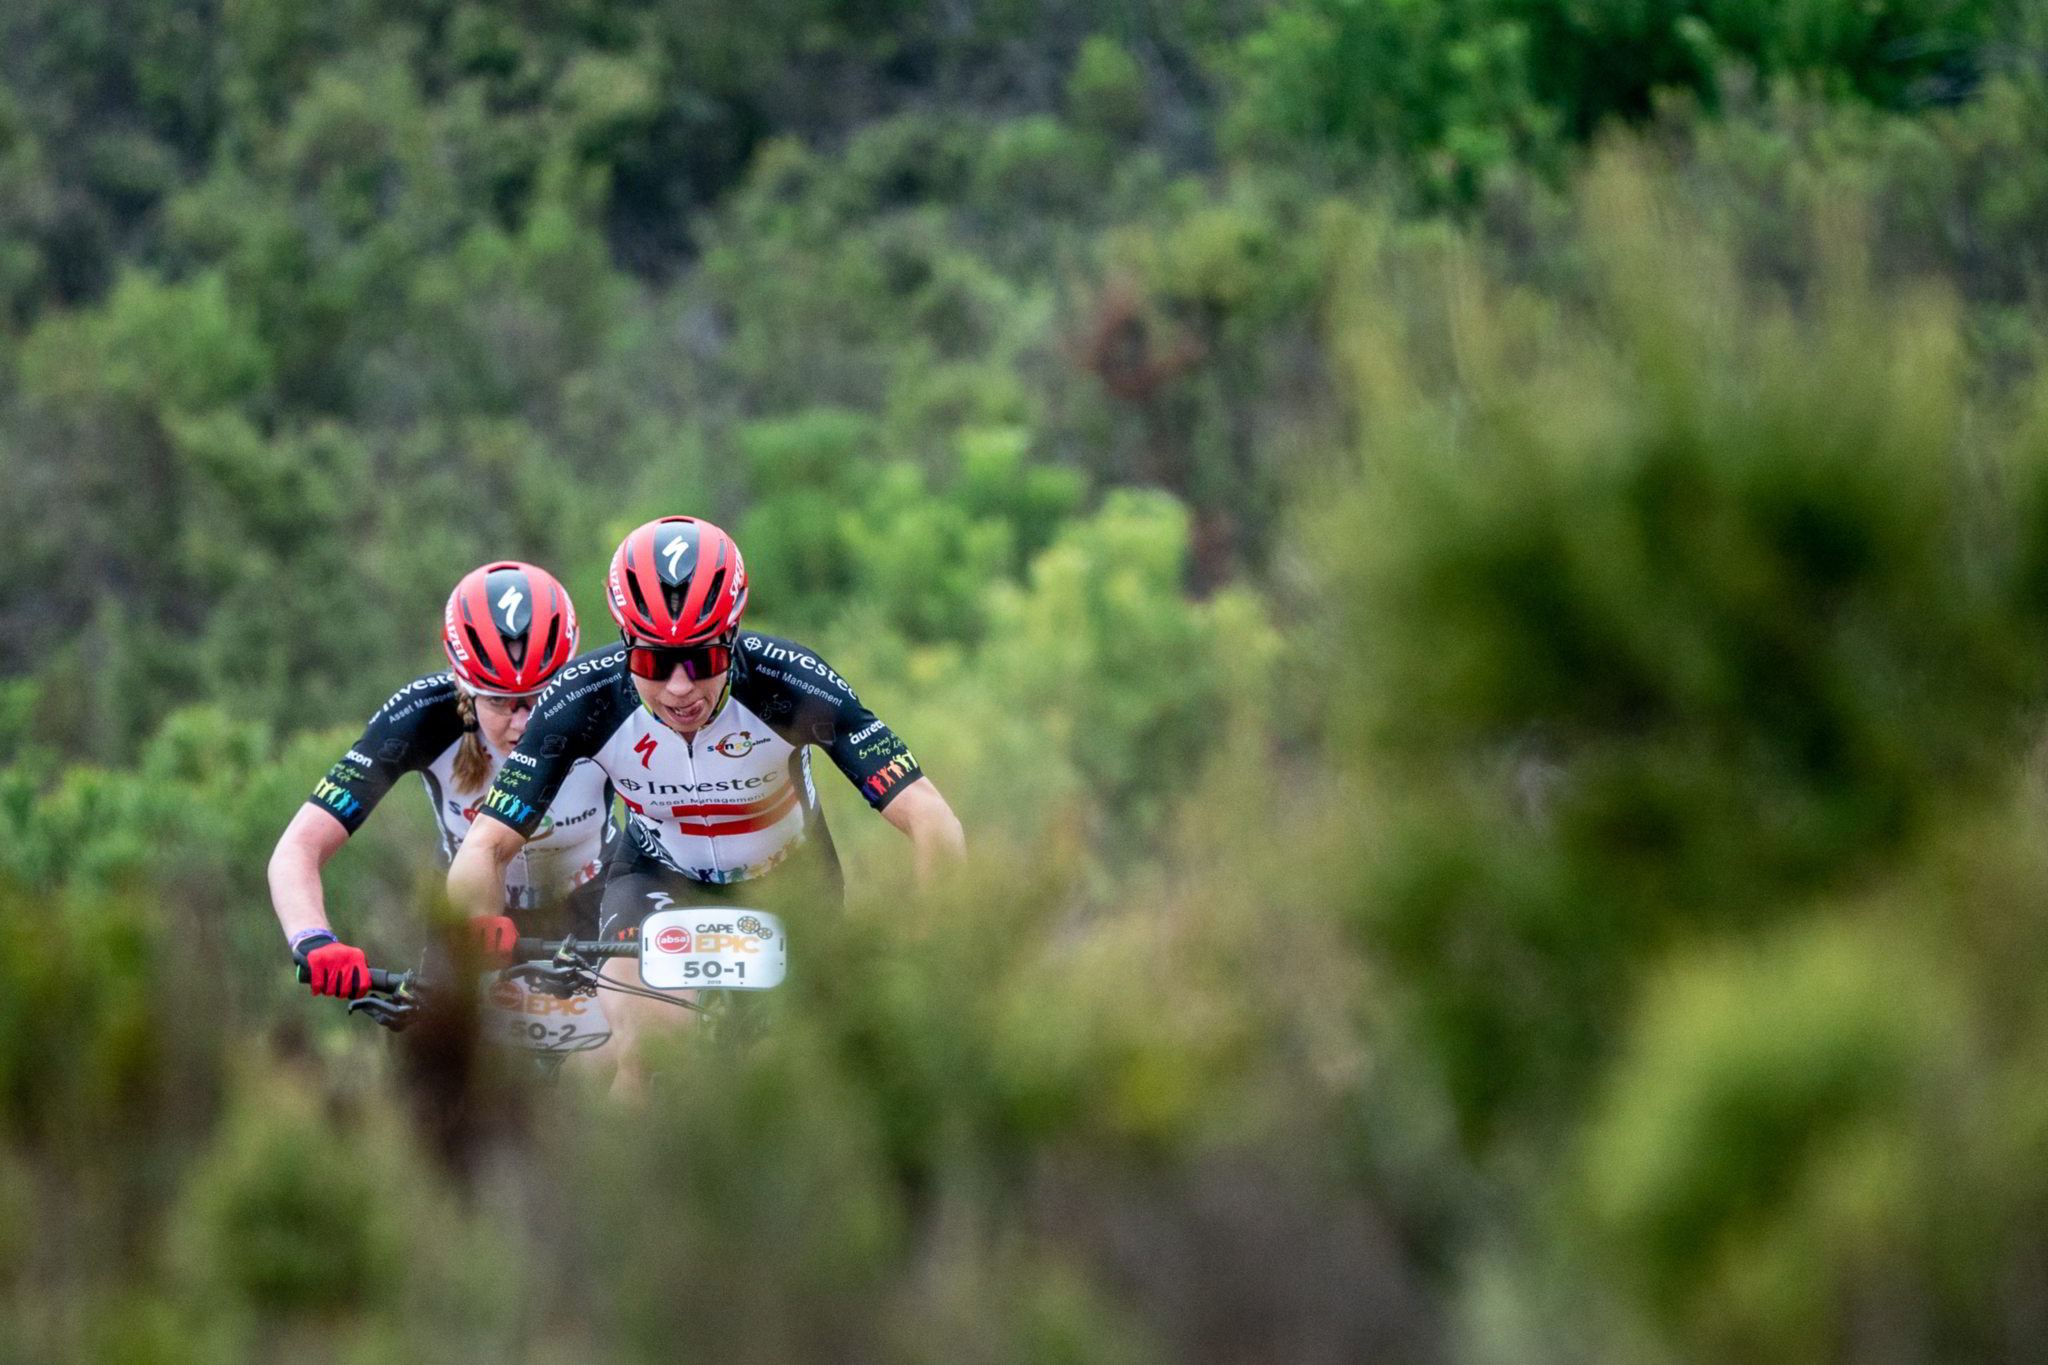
[637,907,787,991]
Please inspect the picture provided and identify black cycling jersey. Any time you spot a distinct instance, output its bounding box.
[475,633,922,885]
[308,672,614,913]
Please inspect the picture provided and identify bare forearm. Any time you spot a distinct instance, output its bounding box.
[911,811,965,883]
[268,805,351,944]
[882,779,965,885]
[447,823,524,918]
[269,842,331,939]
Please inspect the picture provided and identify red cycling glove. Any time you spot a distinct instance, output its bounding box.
[468,915,520,963]
[295,933,371,998]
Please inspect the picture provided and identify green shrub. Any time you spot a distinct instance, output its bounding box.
[1223,0,2000,201]
[1319,152,2048,1141]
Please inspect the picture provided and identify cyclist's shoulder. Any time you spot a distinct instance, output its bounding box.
[365,671,462,729]
[733,631,859,708]
[529,644,635,727]
[547,642,629,688]
[337,672,464,779]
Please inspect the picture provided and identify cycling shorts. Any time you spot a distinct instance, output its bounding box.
[596,821,843,944]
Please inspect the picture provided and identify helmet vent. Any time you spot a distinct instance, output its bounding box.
[538,616,561,667]
[464,625,493,671]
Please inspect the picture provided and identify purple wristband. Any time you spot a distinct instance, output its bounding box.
[289,927,337,951]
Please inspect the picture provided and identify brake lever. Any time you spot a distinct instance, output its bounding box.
[505,959,599,999]
[348,994,418,1032]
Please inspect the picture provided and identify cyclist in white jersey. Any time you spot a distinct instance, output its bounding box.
[447,517,963,1092]
[268,562,613,997]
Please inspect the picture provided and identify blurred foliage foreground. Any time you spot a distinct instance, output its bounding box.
[12,154,2048,1365]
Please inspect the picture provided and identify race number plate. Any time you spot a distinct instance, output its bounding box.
[637,908,787,990]
[482,973,612,1052]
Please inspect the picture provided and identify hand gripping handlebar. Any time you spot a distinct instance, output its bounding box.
[293,938,637,1031]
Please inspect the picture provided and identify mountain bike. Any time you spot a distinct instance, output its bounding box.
[298,906,789,1073]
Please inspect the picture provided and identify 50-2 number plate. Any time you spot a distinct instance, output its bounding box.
[482,974,612,1052]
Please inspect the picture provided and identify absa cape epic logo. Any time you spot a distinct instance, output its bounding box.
[655,926,693,954]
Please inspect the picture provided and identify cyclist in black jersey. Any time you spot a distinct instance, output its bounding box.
[269,561,610,997]
[447,517,964,1093]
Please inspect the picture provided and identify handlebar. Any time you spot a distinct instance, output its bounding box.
[294,962,410,994]
[294,936,639,1031]
[513,937,638,960]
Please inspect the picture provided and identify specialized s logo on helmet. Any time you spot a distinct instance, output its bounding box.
[497,584,526,635]
[660,529,692,581]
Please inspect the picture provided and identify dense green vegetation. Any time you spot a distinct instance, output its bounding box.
[8,1,2048,1359]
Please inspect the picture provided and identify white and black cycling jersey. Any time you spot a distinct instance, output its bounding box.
[475,634,922,884]
[307,672,614,911]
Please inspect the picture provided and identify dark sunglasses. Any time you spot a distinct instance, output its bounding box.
[623,634,734,681]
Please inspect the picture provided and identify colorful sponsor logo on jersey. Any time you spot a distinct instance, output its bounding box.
[710,731,758,758]
[483,789,537,824]
[633,733,658,768]
[863,754,917,802]
[312,778,363,820]
[455,800,556,837]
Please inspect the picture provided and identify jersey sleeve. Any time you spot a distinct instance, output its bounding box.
[736,634,925,810]
[826,707,924,810]
[474,648,626,837]
[306,676,463,834]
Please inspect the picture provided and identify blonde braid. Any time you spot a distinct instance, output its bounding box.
[452,691,493,793]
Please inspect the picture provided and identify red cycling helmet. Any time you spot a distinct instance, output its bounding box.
[442,561,580,695]
[607,516,748,646]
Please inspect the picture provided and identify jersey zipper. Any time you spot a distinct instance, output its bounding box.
[683,731,723,875]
